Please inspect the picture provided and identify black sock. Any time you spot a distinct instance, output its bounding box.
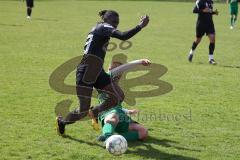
[191,42,198,50]
[209,43,215,55]
[27,8,32,16]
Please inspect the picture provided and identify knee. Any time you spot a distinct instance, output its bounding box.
[195,38,201,44]
[138,128,148,140]
[112,84,125,102]
[210,39,215,43]
[105,116,119,125]
[109,92,125,105]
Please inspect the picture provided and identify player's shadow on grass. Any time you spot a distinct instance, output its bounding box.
[221,65,240,69]
[197,62,240,69]
[126,136,200,160]
[62,135,103,148]
[0,23,23,27]
[33,18,59,22]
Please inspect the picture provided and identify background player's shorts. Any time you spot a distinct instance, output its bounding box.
[196,23,215,38]
[26,0,34,8]
[230,5,238,15]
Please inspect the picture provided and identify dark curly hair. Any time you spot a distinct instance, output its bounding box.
[99,10,119,22]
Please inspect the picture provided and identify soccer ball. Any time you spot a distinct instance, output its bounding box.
[105,135,128,155]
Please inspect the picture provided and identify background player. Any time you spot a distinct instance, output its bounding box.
[56,10,149,135]
[26,0,34,19]
[188,0,218,64]
[97,59,151,142]
[227,0,239,29]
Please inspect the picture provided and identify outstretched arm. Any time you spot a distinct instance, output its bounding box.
[110,59,151,78]
[111,15,149,40]
[111,26,142,41]
[122,108,139,115]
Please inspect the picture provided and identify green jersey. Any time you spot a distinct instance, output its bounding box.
[229,0,238,15]
[230,0,238,6]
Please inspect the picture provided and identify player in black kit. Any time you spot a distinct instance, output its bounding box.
[56,10,149,135]
[188,0,219,64]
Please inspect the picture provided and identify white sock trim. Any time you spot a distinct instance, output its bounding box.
[209,55,214,60]
[189,49,194,55]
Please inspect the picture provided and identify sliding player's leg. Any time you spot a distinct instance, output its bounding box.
[90,71,125,118]
[89,82,124,130]
[115,114,144,141]
[98,113,119,142]
[128,123,148,141]
[119,131,139,142]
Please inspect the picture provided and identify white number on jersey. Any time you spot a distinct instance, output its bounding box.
[84,34,93,54]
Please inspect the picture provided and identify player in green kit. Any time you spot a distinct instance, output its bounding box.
[227,0,239,29]
[97,59,151,142]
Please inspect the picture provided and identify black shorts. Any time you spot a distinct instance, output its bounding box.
[26,0,34,8]
[76,65,111,90]
[196,23,215,38]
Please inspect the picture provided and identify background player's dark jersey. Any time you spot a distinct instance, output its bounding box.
[194,0,214,24]
[83,22,116,61]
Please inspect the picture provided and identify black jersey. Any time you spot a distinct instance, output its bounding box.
[83,22,142,61]
[83,22,116,61]
[193,0,214,24]
[193,0,216,37]
[78,22,141,88]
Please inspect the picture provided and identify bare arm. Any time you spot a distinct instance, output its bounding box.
[110,59,151,78]
[122,108,139,115]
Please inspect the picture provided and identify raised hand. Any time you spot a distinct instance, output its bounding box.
[139,15,150,28]
[141,59,151,66]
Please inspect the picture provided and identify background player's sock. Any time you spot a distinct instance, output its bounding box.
[102,123,115,138]
[120,131,139,141]
[234,17,237,26]
[231,17,234,27]
[190,42,198,55]
[189,49,194,55]
[27,8,32,17]
[209,43,215,60]
[209,55,214,61]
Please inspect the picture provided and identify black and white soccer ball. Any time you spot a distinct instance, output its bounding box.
[105,135,128,155]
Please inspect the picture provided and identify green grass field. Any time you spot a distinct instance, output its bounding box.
[1,0,240,160]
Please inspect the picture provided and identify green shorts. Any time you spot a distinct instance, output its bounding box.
[98,106,132,133]
[230,5,238,15]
